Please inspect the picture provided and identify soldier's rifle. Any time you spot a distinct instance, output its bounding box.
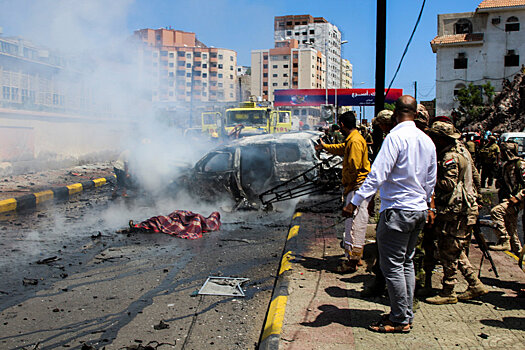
[472,218,499,278]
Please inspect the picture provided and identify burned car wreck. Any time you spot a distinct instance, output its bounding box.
[174,131,342,209]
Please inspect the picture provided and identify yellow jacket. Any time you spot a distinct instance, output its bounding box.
[324,129,371,195]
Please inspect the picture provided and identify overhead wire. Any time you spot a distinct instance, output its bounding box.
[384,0,426,98]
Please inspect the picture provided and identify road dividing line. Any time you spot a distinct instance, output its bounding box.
[0,198,17,213]
[67,183,83,195]
[34,190,54,204]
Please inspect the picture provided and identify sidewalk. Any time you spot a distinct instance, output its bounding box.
[262,196,525,350]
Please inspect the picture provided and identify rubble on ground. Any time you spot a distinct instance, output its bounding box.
[463,68,525,132]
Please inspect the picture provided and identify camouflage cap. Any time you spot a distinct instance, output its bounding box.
[372,109,393,126]
[415,104,430,127]
[429,121,461,139]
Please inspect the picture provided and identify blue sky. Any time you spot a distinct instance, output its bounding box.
[126,0,484,102]
[0,0,485,103]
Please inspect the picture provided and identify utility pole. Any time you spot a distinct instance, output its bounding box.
[414,81,417,102]
[372,0,387,158]
[374,0,386,119]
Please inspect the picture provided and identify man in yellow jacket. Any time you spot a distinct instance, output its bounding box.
[316,111,371,272]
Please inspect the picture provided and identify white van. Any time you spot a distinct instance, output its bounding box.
[500,132,525,157]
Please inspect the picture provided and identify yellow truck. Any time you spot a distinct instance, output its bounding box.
[201,102,292,138]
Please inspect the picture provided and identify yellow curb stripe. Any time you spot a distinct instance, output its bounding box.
[93,178,107,187]
[34,190,54,204]
[287,225,299,240]
[504,251,519,262]
[279,251,294,275]
[261,295,288,341]
[292,212,302,219]
[0,198,17,213]
[67,183,83,195]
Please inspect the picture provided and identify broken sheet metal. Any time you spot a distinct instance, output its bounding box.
[132,210,221,239]
[198,276,250,297]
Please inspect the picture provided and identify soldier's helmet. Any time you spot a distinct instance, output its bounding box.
[429,121,461,139]
[372,109,393,126]
[415,104,430,128]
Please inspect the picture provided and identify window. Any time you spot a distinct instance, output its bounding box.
[203,53,207,59]
[263,82,268,86]
[160,51,168,56]
[210,53,217,58]
[293,54,298,59]
[169,72,174,77]
[310,38,315,43]
[286,30,292,36]
[169,52,174,58]
[186,82,192,87]
[178,51,185,57]
[272,83,278,86]
[218,73,223,78]
[454,53,468,69]
[194,52,201,57]
[219,54,223,59]
[506,16,520,32]
[273,64,278,69]
[218,64,223,69]
[293,63,298,68]
[203,73,207,78]
[263,90,268,95]
[186,63,191,68]
[156,35,161,40]
[230,56,233,61]
[263,73,268,77]
[276,144,300,163]
[218,83,223,87]
[203,63,207,68]
[3,86,10,99]
[186,73,191,77]
[283,73,288,77]
[283,82,288,86]
[455,19,472,34]
[309,29,314,34]
[273,73,278,77]
[169,62,174,67]
[505,50,520,66]
[263,64,268,68]
[202,152,233,172]
[453,83,466,97]
[230,75,233,79]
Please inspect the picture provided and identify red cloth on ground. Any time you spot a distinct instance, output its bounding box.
[134,210,221,239]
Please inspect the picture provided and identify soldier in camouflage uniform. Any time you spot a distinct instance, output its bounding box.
[479,135,500,188]
[490,142,525,253]
[426,122,488,304]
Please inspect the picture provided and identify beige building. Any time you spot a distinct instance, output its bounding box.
[134,28,237,103]
[341,59,353,88]
[251,39,325,101]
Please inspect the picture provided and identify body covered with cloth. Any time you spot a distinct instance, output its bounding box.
[133,210,221,239]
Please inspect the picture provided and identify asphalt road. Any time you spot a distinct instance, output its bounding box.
[0,187,292,349]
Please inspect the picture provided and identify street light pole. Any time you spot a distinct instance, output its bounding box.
[335,40,348,124]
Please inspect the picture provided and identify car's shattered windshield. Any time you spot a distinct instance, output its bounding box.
[226,110,267,126]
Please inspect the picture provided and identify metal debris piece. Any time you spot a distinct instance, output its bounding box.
[198,276,249,297]
[36,256,60,264]
[23,278,38,286]
[153,320,170,330]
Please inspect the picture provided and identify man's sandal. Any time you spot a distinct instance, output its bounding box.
[369,319,411,333]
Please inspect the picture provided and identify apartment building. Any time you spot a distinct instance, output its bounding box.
[135,28,237,103]
[431,0,525,115]
[251,39,326,101]
[341,58,353,88]
[273,15,350,88]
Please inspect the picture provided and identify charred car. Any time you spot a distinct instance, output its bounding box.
[174,131,342,209]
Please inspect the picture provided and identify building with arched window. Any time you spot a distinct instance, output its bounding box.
[431,0,525,116]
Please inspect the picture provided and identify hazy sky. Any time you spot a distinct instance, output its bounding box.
[0,0,485,102]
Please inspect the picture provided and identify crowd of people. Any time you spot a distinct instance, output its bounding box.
[315,95,524,334]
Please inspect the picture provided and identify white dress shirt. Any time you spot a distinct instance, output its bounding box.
[351,120,437,212]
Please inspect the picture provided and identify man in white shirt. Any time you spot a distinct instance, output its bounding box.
[344,95,437,333]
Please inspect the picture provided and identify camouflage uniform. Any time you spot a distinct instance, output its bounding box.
[479,137,500,187]
[490,142,525,253]
[466,140,477,165]
[426,122,487,304]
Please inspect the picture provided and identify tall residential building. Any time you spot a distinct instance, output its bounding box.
[134,28,237,103]
[431,0,525,115]
[273,15,348,88]
[251,39,326,101]
[341,58,353,88]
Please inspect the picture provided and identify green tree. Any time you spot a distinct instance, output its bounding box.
[384,102,395,111]
[456,82,495,124]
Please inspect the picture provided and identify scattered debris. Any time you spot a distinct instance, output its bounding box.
[22,278,38,286]
[219,238,255,244]
[198,276,249,297]
[36,256,60,265]
[68,171,83,176]
[153,320,170,330]
[90,232,102,239]
[478,333,489,339]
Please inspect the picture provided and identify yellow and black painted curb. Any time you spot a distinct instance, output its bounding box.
[258,211,302,350]
[0,175,116,213]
